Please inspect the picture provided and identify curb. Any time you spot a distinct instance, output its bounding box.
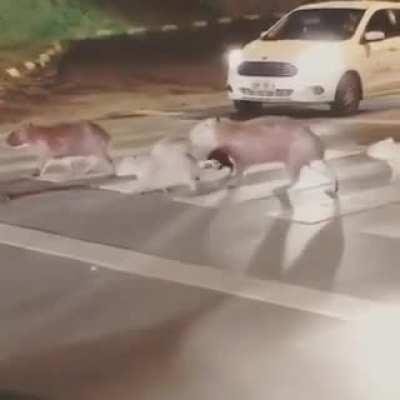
[2,12,283,81]
[119,12,282,38]
[4,40,65,81]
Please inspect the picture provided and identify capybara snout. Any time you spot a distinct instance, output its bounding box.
[6,128,28,147]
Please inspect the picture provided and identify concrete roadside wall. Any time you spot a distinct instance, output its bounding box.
[0,0,302,48]
[214,0,303,16]
[1,0,298,80]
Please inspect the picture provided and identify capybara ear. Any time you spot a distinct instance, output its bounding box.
[5,131,13,145]
[215,116,221,123]
[6,131,19,146]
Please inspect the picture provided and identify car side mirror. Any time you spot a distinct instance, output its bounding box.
[364,30,385,42]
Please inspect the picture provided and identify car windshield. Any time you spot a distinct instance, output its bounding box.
[262,8,365,41]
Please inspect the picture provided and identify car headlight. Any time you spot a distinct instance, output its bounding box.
[227,49,243,68]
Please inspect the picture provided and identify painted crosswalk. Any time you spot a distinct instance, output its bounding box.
[0,124,399,223]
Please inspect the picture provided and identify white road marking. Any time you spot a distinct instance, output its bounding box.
[38,53,51,67]
[0,222,380,321]
[361,217,400,239]
[335,118,400,125]
[53,41,63,53]
[96,29,114,37]
[267,183,400,224]
[24,61,36,71]
[161,24,179,32]
[208,148,362,176]
[193,21,208,28]
[132,109,184,116]
[244,14,261,20]
[0,130,166,162]
[325,147,364,159]
[172,155,383,208]
[0,146,151,175]
[6,68,21,78]
[218,17,233,24]
[127,27,148,35]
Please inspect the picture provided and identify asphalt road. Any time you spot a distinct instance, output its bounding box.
[0,93,400,400]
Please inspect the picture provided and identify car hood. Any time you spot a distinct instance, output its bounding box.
[242,39,343,63]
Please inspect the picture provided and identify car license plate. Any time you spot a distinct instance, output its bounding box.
[239,81,275,97]
[251,81,274,91]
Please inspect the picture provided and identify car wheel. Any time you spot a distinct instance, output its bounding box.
[233,100,263,114]
[330,73,361,116]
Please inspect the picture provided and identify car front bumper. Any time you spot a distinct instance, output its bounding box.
[227,73,338,104]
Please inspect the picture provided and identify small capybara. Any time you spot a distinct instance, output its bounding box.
[190,116,338,194]
[6,121,114,176]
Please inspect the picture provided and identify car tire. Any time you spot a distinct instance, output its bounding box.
[233,100,263,114]
[330,73,361,116]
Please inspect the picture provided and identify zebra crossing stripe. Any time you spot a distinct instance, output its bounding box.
[172,155,385,208]
[0,137,397,223]
[0,221,381,321]
[0,145,152,176]
[0,136,389,210]
[267,183,400,224]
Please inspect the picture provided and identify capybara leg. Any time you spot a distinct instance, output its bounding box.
[309,160,339,196]
[286,161,302,189]
[35,156,51,177]
[82,156,99,174]
[104,154,115,174]
[227,169,243,188]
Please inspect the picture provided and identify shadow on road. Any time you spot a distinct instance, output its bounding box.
[248,196,345,291]
[0,292,225,400]
[0,391,44,400]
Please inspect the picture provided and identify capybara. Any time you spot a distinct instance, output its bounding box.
[190,116,338,193]
[6,121,114,176]
[114,137,201,193]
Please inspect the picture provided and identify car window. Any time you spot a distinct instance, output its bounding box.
[390,10,400,36]
[365,9,397,37]
[262,8,365,41]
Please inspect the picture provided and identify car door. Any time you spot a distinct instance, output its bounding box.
[388,9,400,92]
[360,9,397,96]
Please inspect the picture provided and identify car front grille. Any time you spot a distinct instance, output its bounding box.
[238,61,297,77]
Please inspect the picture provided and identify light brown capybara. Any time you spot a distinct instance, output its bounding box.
[190,116,338,194]
[6,121,114,176]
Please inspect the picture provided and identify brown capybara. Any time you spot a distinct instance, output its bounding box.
[191,116,338,194]
[6,121,114,176]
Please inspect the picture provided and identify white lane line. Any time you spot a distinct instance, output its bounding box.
[0,144,367,184]
[172,154,382,208]
[96,29,113,37]
[0,146,152,175]
[335,118,400,125]
[361,218,400,239]
[0,222,379,321]
[126,27,148,35]
[218,17,233,24]
[6,68,21,78]
[0,136,361,168]
[244,14,261,20]
[0,130,166,161]
[24,61,36,71]
[267,183,400,224]
[161,24,179,32]
[243,148,362,175]
[98,149,365,200]
[193,20,208,28]
[325,147,364,159]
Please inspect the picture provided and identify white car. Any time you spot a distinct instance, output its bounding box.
[227,1,400,115]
